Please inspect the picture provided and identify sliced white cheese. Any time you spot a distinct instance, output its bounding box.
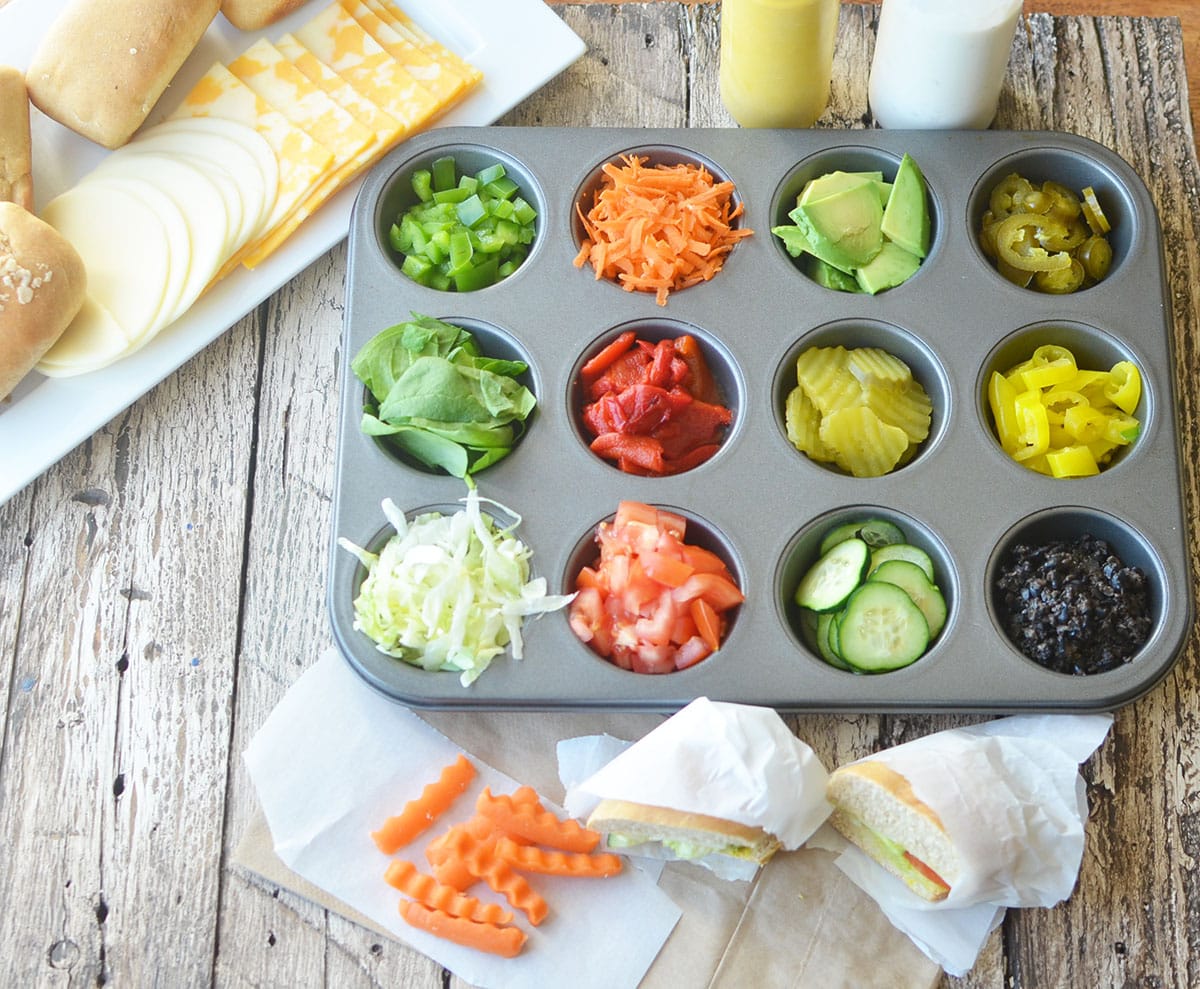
[92,153,230,326]
[41,178,184,348]
[123,119,281,253]
[37,295,135,375]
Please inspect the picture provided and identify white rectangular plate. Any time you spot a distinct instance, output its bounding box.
[0,0,585,505]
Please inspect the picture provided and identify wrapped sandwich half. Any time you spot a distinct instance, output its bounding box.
[825,714,1114,909]
[564,697,831,880]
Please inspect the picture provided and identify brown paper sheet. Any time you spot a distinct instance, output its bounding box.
[232,709,940,988]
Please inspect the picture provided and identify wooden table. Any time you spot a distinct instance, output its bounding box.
[2,5,1198,987]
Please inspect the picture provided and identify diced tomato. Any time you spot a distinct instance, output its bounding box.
[903,852,951,893]
[641,550,695,588]
[652,506,688,539]
[629,642,675,675]
[615,500,660,528]
[674,636,712,670]
[672,571,745,610]
[689,597,723,652]
[568,501,743,674]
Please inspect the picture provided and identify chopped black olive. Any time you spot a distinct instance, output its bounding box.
[995,533,1151,675]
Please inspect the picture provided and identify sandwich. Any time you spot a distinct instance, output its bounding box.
[565,697,831,880]
[825,759,956,902]
[586,797,782,870]
[823,715,1114,910]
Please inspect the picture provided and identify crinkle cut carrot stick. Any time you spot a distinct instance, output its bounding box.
[436,826,549,925]
[475,786,602,853]
[384,859,514,926]
[494,836,624,878]
[372,753,477,855]
[398,900,527,959]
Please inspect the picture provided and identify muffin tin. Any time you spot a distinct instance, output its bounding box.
[327,126,1192,712]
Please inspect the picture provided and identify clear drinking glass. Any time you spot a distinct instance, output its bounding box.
[868,0,1025,129]
[719,0,842,129]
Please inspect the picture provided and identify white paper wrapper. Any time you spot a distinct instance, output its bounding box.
[563,697,831,878]
[243,649,682,989]
[826,713,1114,976]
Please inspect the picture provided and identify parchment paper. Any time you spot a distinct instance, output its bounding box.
[234,648,941,988]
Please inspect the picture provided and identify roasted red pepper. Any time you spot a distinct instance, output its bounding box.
[580,333,732,476]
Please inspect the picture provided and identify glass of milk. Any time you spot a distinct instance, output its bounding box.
[868,0,1024,129]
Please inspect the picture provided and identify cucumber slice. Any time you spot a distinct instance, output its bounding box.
[816,610,853,670]
[857,519,906,548]
[868,543,935,581]
[818,518,905,555]
[836,582,930,672]
[798,607,822,652]
[794,538,870,612]
[867,559,947,638]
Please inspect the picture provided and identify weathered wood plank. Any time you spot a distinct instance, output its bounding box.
[0,309,260,985]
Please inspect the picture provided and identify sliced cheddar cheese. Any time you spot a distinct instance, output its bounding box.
[338,0,467,110]
[274,31,406,157]
[372,0,483,86]
[228,39,378,267]
[294,3,440,132]
[174,62,334,272]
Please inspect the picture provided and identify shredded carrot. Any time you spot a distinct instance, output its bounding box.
[372,754,477,855]
[475,787,601,853]
[384,859,514,926]
[398,900,527,958]
[494,836,623,878]
[574,155,753,305]
[435,826,549,925]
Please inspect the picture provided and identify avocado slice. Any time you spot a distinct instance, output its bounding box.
[771,223,814,259]
[854,240,922,294]
[792,183,884,273]
[809,256,862,292]
[798,170,883,205]
[880,153,930,258]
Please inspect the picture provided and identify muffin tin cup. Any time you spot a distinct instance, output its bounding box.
[328,127,1191,712]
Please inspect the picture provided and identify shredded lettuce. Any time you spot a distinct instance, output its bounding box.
[338,487,574,686]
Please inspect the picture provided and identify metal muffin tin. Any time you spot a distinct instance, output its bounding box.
[328,126,1192,712]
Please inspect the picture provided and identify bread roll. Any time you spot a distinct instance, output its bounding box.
[0,67,33,211]
[220,0,309,31]
[0,202,87,399]
[25,0,221,149]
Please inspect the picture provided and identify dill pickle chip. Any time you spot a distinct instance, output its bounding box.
[794,346,862,415]
[819,406,911,477]
[847,347,913,388]
[864,381,933,444]
[785,386,836,462]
